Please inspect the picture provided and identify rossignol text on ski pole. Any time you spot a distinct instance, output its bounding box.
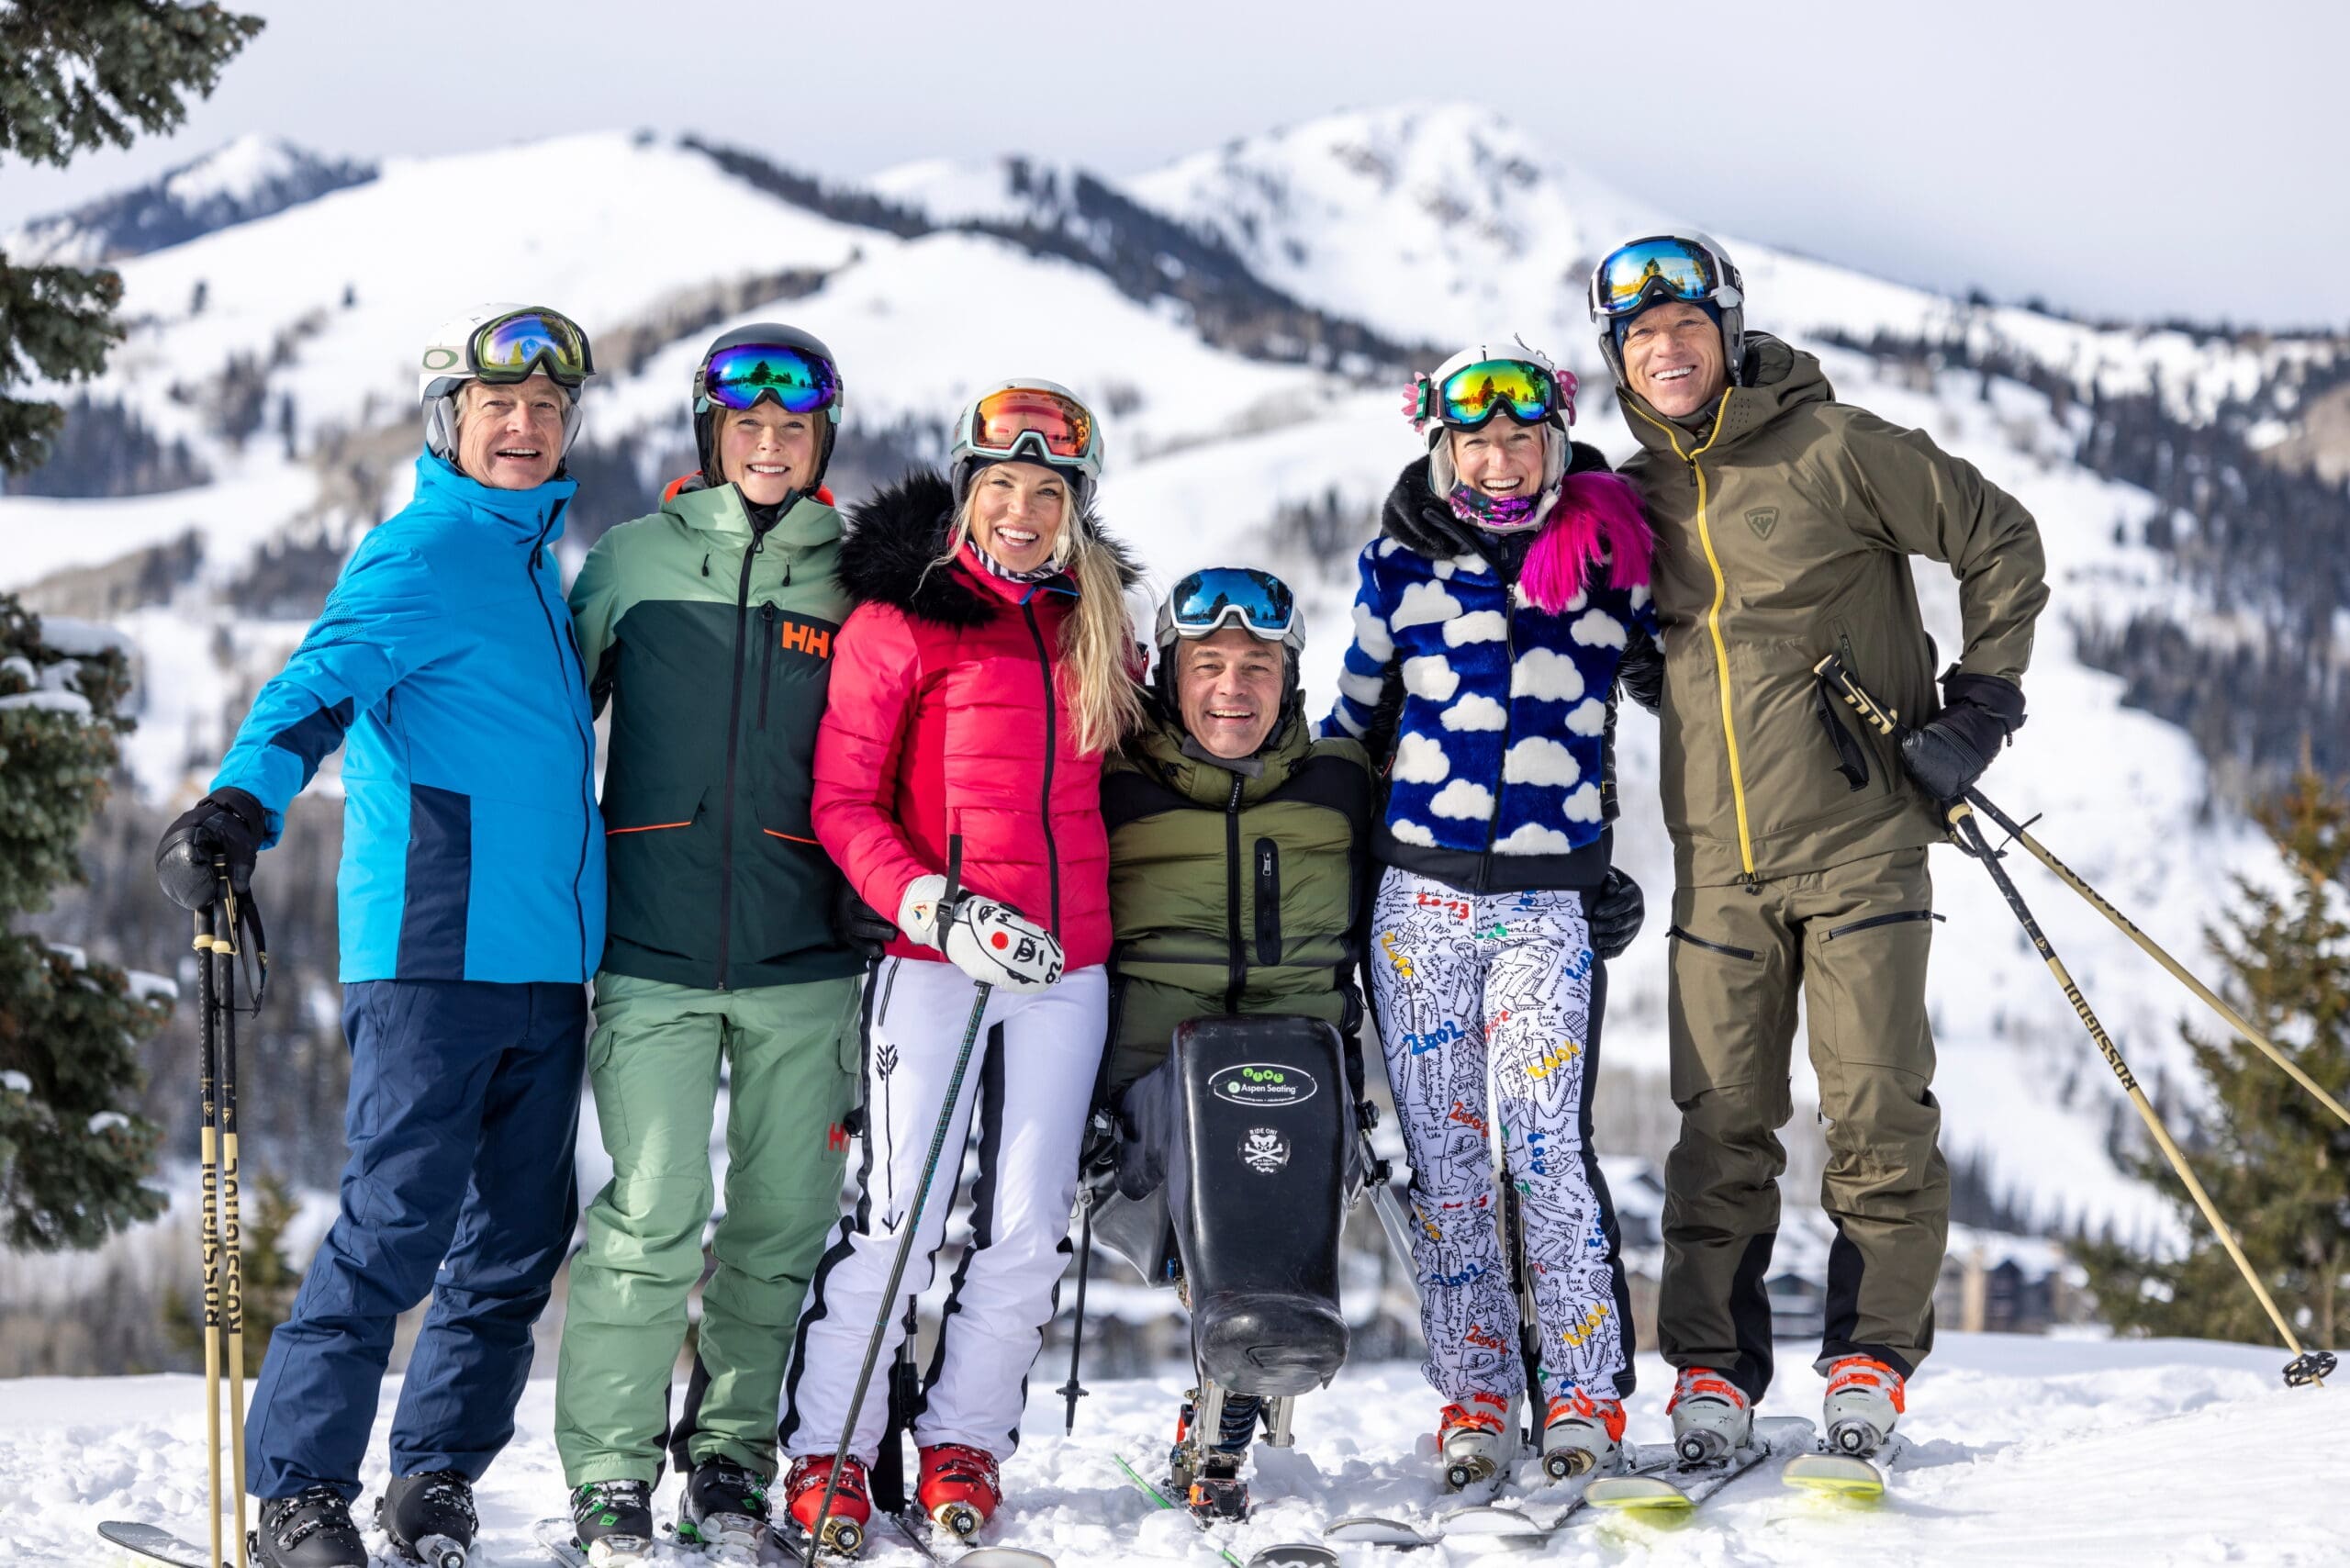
[1815,653,2336,1392]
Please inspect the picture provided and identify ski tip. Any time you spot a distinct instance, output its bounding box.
[1246,1547,1339,1567]
[1782,1451,1887,1500]
[1324,1515,1430,1547]
[1435,1504,1542,1537]
[955,1551,1058,1567]
[1583,1476,1696,1513]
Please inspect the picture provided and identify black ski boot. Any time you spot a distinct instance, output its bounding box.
[250,1485,367,1568]
[376,1470,477,1567]
[567,1479,655,1567]
[678,1455,772,1557]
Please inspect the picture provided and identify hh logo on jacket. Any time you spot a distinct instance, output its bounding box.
[778,619,834,659]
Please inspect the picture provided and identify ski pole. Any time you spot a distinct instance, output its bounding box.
[807,839,992,1563]
[195,902,226,1568]
[1962,788,2350,1134]
[1058,1185,1093,1434]
[1817,655,2336,1391]
[218,879,251,1566]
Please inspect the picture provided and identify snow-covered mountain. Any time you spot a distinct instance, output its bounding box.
[5,104,2338,1244]
[2,134,377,266]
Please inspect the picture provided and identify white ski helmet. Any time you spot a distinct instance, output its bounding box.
[1419,342,1573,512]
[947,378,1105,512]
[417,302,595,465]
[1585,231,1746,386]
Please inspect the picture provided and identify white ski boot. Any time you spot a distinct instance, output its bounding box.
[1436,1392,1514,1492]
[1667,1366,1752,1463]
[1822,1356,1905,1456]
[1540,1388,1626,1480]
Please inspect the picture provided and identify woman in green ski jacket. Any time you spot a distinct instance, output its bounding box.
[553,325,865,1564]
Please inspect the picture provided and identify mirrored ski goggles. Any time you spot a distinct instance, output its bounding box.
[469,308,594,386]
[700,342,842,415]
[1419,358,1562,430]
[1159,567,1304,650]
[1591,237,1731,319]
[968,386,1098,465]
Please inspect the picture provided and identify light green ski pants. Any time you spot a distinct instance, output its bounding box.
[555,969,861,1484]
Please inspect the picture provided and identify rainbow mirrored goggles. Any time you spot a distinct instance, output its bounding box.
[1588,235,1741,321]
[968,385,1099,473]
[1413,358,1564,431]
[699,342,842,416]
[1158,566,1304,651]
[468,308,594,386]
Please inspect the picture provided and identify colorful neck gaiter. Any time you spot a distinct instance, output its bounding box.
[1447,482,1544,532]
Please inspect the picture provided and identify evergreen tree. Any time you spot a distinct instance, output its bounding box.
[0,2,263,471]
[2075,763,2350,1348]
[0,594,173,1249]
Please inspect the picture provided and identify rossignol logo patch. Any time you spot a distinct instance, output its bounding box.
[1745,506,1779,540]
[1212,1064,1318,1109]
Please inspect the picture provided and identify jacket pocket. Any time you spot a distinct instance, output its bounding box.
[1253,836,1281,967]
[1821,908,1940,942]
[1667,924,1761,962]
[602,785,713,959]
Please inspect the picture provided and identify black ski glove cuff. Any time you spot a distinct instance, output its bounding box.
[1585,868,1645,960]
[155,786,267,912]
[831,882,897,956]
[1899,672,2025,804]
[1617,635,1664,713]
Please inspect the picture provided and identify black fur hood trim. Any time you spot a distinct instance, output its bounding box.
[837,467,1140,628]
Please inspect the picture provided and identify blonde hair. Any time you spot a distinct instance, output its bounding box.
[940,484,1143,756]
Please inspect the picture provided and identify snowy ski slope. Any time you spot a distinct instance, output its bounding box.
[14,1336,2343,1566]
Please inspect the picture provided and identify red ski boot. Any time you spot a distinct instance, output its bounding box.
[916,1444,1002,1539]
[783,1453,870,1558]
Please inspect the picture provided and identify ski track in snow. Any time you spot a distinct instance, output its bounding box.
[14,1336,2342,1566]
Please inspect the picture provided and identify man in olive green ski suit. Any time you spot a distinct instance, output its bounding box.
[554,331,863,1517]
[1599,241,2047,1420]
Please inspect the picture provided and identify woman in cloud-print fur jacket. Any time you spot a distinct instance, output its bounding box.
[1321,345,1662,1481]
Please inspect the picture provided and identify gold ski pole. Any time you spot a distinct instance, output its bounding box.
[1815,654,2334,1390]
[218,881,251,1567]
[1962,789,2350,1134]
[195,902,227,1568]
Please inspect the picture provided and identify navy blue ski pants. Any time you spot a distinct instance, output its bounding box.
[246,979,585,1499]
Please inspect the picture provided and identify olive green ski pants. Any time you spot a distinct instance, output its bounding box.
[555,970,861,1484]
[1659,846,1948,1403]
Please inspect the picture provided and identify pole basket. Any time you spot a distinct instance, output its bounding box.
[2284,1350,2337,1389]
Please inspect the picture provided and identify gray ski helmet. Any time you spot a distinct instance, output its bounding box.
[692,323,844,490]
[1586,231,1745,386]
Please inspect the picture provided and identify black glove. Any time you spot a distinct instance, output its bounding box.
[154,787,267,912]
[1899,672,2025,805]
[831,881,898,957]
[1617,634,1663,713]
[1585,868,1644,959]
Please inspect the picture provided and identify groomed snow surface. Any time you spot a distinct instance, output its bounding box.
[15,1334,2342,1566]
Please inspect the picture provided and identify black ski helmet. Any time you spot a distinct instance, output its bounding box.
[692,322,844,491]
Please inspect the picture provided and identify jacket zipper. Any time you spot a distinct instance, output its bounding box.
[1254,837,1281,968]
[527,498,594,979]
[1021,601,1063,936]
[1472,574,1519,893]
[711,520,773,989]
[757,602,778,726]
[1222,774,1245,1011]
[1634,392,1753,882]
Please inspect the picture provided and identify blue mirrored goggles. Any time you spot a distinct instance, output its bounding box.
[1590,236,1738,320]
[1158,567,1304,651]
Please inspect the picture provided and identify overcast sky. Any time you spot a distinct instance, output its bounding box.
[6,0,2343,330]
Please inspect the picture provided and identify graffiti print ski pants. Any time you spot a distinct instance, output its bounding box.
[1370,868,1635,1406]
[779,958,1107,1463]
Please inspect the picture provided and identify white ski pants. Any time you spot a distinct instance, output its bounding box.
[779,957,1106,1462]
[1371,868,1635,1406]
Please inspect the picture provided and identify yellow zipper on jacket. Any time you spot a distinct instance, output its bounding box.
[1634,390,1755,880]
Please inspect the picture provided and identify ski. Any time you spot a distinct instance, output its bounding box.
[533,1515,596,1568]
[882,1506,1056,1567]
[1781,1434,1908,1502]
[1110,1452,1333,1568]
[1584,1416,1817,1514]
[1321,1443,1679,1551]
[97,1520,221,1568]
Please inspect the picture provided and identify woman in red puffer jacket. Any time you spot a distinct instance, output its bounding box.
[783,380,1141,1549]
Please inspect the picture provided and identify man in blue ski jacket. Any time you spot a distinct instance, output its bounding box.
[155,305,606,1568]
